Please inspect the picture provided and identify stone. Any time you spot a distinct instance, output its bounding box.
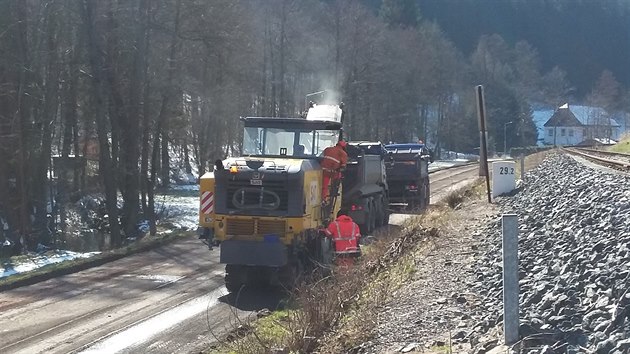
[594,338,616,354]
[452,330,467,340]
[401,343,418,353]
[613,338,630,351]
[469,153,630,353]
[431,340,446,347]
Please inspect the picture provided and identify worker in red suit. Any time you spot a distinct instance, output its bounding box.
[320,140,348,203]
[325,210,361,267]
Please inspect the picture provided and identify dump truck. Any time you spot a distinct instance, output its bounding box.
[343,142,389,233]
[384,143,431,210]
[198,105,389,291]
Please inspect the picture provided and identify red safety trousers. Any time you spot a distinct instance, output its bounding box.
[322,169,341,202]
[325,215,361,267]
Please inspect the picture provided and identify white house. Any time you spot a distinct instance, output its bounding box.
[543,104,621,146]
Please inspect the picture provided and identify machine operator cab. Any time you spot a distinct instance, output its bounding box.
[210,105,344,220]
[240,104,343,160]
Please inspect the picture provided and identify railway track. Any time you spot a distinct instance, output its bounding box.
[563,147,630,171]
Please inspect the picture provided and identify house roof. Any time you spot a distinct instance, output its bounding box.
[543,107,582,127]
[570,105,621,127]
[543,104,621,128]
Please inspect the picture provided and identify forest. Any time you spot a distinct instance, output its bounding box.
[0,0,628,252]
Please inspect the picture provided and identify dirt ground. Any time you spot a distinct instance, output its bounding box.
[354,198,500,354]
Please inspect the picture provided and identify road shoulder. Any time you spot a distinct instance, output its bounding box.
[0,231,193,292]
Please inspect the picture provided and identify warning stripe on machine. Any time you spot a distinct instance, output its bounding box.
[201,191,214,214]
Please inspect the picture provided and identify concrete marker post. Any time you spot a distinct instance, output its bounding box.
[502,214,519,345]
[520,155,525,183]
[492,161,516,199]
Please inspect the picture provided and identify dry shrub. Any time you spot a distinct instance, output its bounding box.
[220,223,439,354]
[298,224,438,351]
[444,182,483,209]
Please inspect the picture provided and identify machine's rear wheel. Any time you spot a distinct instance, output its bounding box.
[225,265,274,292]
[279,258,305,291]
[225,264,245,293]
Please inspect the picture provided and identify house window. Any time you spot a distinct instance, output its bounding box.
[548,129,553,136]
[561,128,566,136]
[568,129,574,137]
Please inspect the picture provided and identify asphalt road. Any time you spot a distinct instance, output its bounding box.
[0,162,481,354]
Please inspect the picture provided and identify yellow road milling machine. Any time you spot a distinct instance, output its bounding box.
[198,105,389,292]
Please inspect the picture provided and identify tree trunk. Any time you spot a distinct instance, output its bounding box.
[139,0,154,214]
[141,77,151,217]
[81,0,121,248]
[108,0,149,239]
[32,10,61,247]
[161,130,169,188]
[278,0,287,116]
[148,0,182,234]
[183,142,191,174]
[14,0,32,251]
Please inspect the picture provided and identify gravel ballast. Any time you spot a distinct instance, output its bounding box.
[355,152,630,354]
[473,153,630,354]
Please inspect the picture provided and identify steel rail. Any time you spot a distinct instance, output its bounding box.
[563,147,630,171]
[573,147,630,158]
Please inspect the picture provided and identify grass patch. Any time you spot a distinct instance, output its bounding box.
[443,178,485,209]
[430,344,453,353]
[609,134,630,153]
[0,231,191,290]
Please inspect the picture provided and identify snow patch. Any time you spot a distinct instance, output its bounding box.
[171,184,199,191]
[0,250,101,279]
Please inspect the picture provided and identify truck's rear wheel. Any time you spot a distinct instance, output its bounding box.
[359,199,374,234]
[424,178,431,207]
[369,200,377,232]
[383,206,390,225]
[374,197,383,228]
[408,198,418,211]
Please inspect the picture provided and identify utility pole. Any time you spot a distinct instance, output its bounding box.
[475,85,492,203]
[504,121,513,156]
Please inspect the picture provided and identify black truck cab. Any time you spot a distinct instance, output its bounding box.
[384,143,431,210]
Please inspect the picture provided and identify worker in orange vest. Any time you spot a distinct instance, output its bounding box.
[325,211,361,266]
[320,140,348,202]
